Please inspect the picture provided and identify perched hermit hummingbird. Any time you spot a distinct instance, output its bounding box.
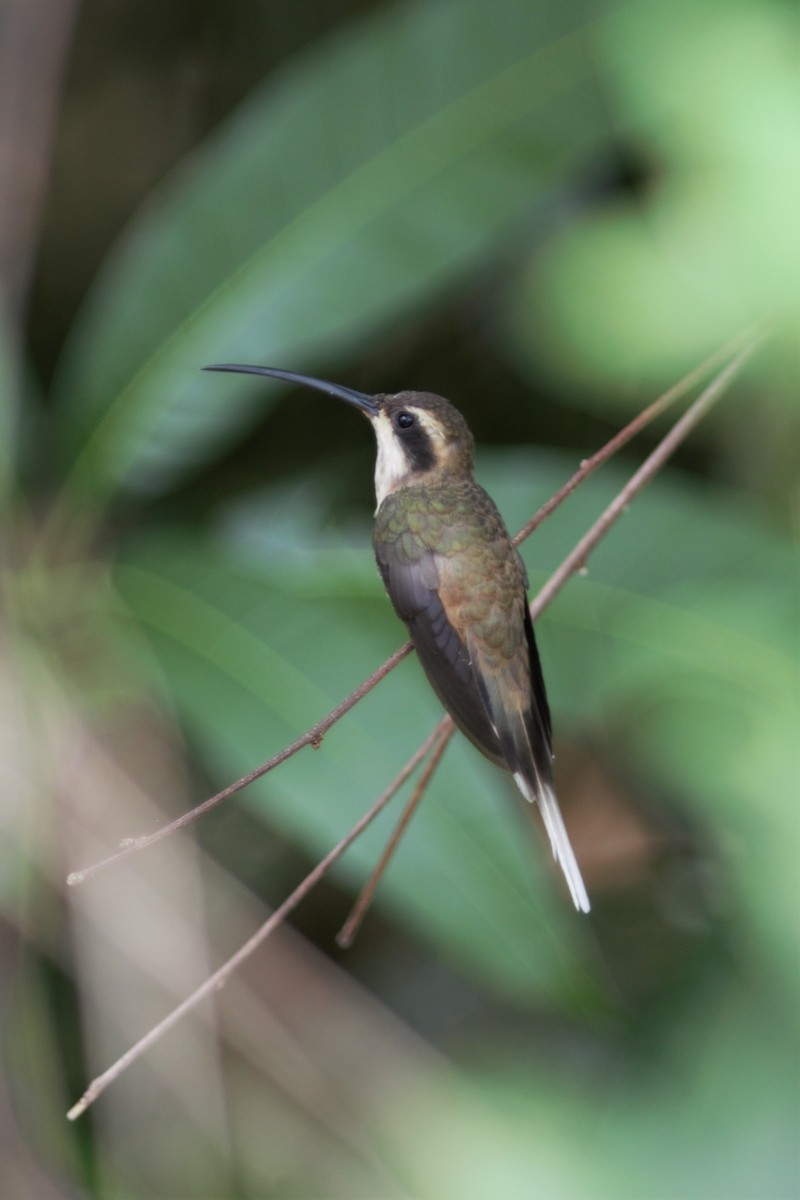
[205,364,590,912]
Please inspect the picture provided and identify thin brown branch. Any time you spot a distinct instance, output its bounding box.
[66,721,445,1121]
[67,641,413,885]
[511,322,764,548]
[336,720,454,948]
[66,326,760,887]
[528,334,767,621]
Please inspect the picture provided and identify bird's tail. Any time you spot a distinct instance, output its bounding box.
[513,770,591,913]
[466,631,590,913]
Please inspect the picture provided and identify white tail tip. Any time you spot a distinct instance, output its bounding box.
[514,773,591,913]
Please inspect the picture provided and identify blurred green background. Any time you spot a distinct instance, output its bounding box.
[1,0,797,1196]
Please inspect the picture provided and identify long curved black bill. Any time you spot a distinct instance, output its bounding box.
[204,363,379,415]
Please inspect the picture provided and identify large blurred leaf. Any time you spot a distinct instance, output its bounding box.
[485,449,798,972]
[510,0,800,388]
[53,0,613,498]
[115,537,589,1005]
[385,981,797,1199]
[114,445,796,998]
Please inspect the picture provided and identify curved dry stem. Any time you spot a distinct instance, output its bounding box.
[512,322,765,548]
[336,719,454,948]
[67,721,444,1121]
[67,641,412,885]
[528,334,767,620]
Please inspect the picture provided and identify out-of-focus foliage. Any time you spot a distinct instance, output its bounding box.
[2,0,797,1197]
[53,0,611,498]
[509,0,800,390]
[115,449,797,1009]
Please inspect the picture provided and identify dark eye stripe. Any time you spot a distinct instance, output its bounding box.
[398,421,435,472]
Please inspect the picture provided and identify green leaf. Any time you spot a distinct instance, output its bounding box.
[384,982,798,1200]
[115,535,590,1004]
[214,446,799,968]
[113,438,796,999]
[480,449,798,967]
[509,0,800,389]
[53,0,612,499]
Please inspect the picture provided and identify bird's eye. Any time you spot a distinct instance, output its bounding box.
[395,411,416,430]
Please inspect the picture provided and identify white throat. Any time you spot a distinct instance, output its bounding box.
[372,411,409,510]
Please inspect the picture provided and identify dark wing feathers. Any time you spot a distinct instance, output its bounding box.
[374,529,551,773]
[522,601,552,745]
[464,617,553,790]
[374,545,505,764]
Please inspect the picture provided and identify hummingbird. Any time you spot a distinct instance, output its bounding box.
[205,363,590,913]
